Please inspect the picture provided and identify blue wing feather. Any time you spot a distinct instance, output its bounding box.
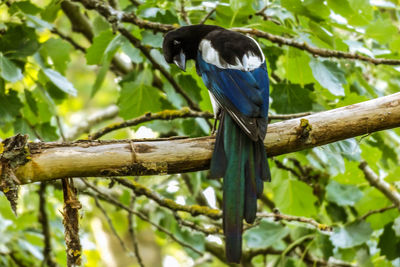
[197,52,269,119]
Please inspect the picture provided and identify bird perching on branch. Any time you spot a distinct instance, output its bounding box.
[163,25,271,263]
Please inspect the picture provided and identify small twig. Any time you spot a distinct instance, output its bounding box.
[128,196,145,267]
[113,178,221,219]
[199,8,215,24]
[180,0,191,25]
[93,196,130,252]
[50,28,86,53]
[82,180,204,256]
[67,105,119,140]
[38,183,57,267]
[359,204,396,221]
[181,173,209,207]
[303,253,356,267]
[269,112,313,120]
[257,212,332,231]
[173,211,221,235]
[274,159,302,179]
[89,108,213,140]
[359,161,400,210]
[233,27,400,65]
[260,194,276,210]
[255,5,281,25]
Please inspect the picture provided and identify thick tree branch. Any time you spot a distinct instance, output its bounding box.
[2,93,400,182]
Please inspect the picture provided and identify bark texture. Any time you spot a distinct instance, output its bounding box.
[2,93,400,184]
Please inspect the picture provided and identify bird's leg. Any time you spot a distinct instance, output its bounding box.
[211,108,222,135]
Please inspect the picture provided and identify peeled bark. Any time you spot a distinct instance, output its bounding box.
[2,93,400,184]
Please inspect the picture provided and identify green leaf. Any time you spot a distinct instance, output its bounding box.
[355,187,398,230]
[330,221,372,248]
[36,122,59,141]
[285,47,314,86]
[273,178,317,217]
[327,0,353,18]
[141,31,163,48]
[332,159,364,185]
[326,180,363,206]
[0,89,23,125]
[271,83,313,114]
[0,53,23,82]
[325,139,361,162]
[26,14,53,30]
[103,34,124,62]
[12,1,42,14]
[394,217,400,237]
[40,0,60,22]
[378,222,400,260]
[91,60,110,97]
[42,38,72,74]
[244,219,289,249]
[175,228,205,257]
[177,74,202,102]
[230,0,253,13]
[282,0,329,20]
[121,38,143,64]
[366,18,397,45]
[347,0,373,26]
[309,59,346,96]
[24,89,38,116]
[86,30,115,65]
[0,25,40,58]
[313,232,334,260]
[43,68,77,96]
[118,69,162,119]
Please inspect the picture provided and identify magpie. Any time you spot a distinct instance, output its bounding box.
[163,25,271,263]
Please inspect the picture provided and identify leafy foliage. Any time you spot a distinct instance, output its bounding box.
[0,0,399,266]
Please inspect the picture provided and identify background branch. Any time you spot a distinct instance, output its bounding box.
[359,161,400,210]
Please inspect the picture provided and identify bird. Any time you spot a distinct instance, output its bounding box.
[163,25,271,263]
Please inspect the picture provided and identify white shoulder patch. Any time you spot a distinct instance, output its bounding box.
[199,37,264,71]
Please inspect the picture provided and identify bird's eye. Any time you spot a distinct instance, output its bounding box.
[173,40,181,46]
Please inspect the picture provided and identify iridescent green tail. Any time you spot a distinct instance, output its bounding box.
[210,112,270,263]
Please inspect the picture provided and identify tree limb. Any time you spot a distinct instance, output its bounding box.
[70,0,400,66]
[359,161,400,210]
[2,93,400,183]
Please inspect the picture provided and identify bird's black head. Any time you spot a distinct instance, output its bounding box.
[162,25,222,71]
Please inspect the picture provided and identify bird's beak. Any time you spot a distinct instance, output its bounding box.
[173,50,186,71]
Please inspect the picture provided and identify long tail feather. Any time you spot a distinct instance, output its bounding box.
[211,112,271,263]
[222,114,245,263]
[210,113,227,179]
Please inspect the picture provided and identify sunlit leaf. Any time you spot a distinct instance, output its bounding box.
[309,59,346,96]
[330,221,372,248]
[244,219,289,249]
[326,180,363,206]
[0,53,23,82]
[378,222,400,260]
[273,178,318,217]
[271,83,313,114]
[43,68,77,96]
